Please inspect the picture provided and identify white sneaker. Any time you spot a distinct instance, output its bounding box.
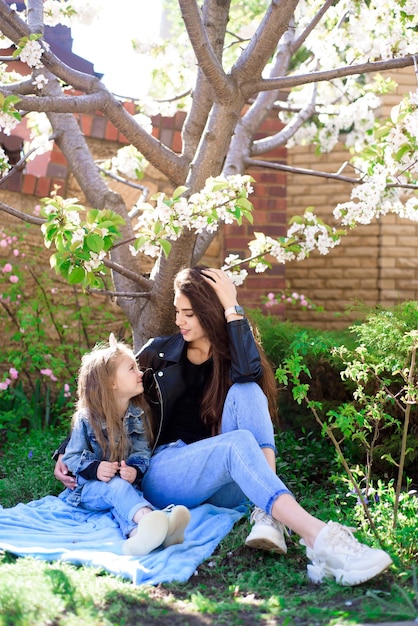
[162,504,191,548]
[303,521,393,586]
[122,510,168,556]
[245,507,288,554]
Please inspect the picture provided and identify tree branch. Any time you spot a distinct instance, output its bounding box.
[178,0,232,102]
[232,0,299,83]
[0,200,44,224]
[292,0,335,51]
[86,287,152,299]
[251,83,318,155]
[248,54,418,94]
[245,157,418,191]
[103,259,151,290]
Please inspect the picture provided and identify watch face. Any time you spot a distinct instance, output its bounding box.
[235,306,244,315]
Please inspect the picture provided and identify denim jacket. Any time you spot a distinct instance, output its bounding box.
[61,403,150,506]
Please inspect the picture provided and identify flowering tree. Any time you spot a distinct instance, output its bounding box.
[0,0,417,348]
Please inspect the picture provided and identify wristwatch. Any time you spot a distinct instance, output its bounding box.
[224,305,245,318]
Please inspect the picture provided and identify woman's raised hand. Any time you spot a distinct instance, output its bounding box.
[200,268,238,310]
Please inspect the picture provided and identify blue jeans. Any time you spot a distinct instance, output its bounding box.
[67,476,151,537]
[142,382,292,515]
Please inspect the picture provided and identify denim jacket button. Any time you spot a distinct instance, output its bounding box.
[157,371,164,377]
[158,352,164,357]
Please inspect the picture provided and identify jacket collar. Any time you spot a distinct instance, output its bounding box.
[154,333,187,363]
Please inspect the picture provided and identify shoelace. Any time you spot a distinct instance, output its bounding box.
[250,507,289,535]
[325,522,367,555]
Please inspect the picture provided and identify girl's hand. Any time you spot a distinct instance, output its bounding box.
[200,268,238,310]
[119,459,136,484]
[97,461,119,482]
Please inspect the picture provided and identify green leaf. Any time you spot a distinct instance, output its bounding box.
[85,233,104,253]
[68,265,86,285]
[159,238,172,257]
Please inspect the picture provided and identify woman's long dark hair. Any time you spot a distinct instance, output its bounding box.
[174,267,278,433]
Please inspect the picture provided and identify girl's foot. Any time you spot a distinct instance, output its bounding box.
[162,504,191,548]
[122,510,168,556]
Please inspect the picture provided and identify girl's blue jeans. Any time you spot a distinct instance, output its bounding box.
[75,476,151,537]
[142,382,292,516]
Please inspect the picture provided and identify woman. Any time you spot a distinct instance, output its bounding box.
[136,267,392,586]
[59,334,190,556]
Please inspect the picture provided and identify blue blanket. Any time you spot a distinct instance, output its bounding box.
[0,496,245,585]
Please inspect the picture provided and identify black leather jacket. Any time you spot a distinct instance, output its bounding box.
[136,318,263,452]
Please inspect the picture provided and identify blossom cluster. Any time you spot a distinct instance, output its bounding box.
[131,175,254,258]
[43,0,101,27]
[279,0,418,156]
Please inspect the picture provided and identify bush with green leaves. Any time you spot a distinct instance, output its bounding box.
[0,223,128,440]
[275,300,418,535]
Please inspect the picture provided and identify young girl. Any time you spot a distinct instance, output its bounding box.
[60,334,190,556]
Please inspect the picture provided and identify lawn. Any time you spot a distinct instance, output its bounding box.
[0,428,417,626]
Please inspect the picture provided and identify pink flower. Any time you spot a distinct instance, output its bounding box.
[33,205,41,216]
[0,240,7,248]
[9,275,19,283]
[0,378,11,390]
[2,263,12,273]
[9,367,18,380]
[13,249,19,256]
[267,292,275,301]
[40,368,57,382]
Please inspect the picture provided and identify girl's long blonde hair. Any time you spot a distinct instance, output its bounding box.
[74,336,142,462]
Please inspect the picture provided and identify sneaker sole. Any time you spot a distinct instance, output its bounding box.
[307,554,393,586]
[245,536,287,554]
[163,505,191,548]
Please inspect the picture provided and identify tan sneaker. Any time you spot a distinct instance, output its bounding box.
[245,506,288,554]
[162,504,191,548]
[303,521,393,586]
[122,510,168,556]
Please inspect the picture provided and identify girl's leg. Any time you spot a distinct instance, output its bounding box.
[80,476,152,537]
[80,477,189,556]
[142,429,291,511]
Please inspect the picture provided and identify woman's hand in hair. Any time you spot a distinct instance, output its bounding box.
[200,268,239,310]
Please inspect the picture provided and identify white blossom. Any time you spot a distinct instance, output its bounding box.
[32,74,48,90]
[20,40,43,69]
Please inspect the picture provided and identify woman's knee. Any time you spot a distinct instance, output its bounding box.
[226,382,267,405]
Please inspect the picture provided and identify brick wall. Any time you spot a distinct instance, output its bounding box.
[285,67,418,329]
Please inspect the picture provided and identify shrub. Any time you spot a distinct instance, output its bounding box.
[0,223,128,440]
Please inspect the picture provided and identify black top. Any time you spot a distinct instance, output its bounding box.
[158,358,213,445]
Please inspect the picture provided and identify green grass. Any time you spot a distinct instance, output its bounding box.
[0,428,417,625]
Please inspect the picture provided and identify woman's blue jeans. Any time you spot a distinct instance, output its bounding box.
[76,476,151,537]
[142,382,292,515]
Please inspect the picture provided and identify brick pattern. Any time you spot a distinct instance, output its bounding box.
[285,67,418,329]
